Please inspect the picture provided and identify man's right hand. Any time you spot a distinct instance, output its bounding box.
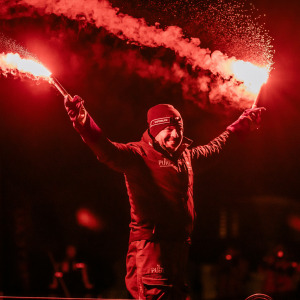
[64,95,87,124]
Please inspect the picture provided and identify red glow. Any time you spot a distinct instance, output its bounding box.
[54,271,63,278]
[225,254,232,261]
[288,215,300,231]
[292,262,298,268]
[75,262,85,269]
[76,207,103,231]
[277,250,284,258]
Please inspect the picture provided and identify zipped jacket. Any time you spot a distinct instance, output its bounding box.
[74,114,233,243]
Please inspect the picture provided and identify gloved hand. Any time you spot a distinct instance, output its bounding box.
[64,95,87,124]
[226,107,266,135]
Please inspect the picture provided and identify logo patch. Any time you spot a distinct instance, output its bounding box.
[150,117,171,128]
[150,116,182,128]
[151,264,164,274]
[158,158,172,167]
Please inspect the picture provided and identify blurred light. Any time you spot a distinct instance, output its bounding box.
[54,271,63,278]
[287,215,300,231]
[225,254,232,261]
[76,207,103,231]
[291,262,298,268]
[277,250,284,258]
[75,262,85,269]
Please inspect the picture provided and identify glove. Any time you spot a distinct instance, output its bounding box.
[64,95,87,124]
[226,107,266,135]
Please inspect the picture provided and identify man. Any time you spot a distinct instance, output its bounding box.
[64,95,264,299]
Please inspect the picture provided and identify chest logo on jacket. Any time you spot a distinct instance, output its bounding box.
[158,158,172,167]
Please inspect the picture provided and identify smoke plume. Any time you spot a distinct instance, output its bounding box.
[0,0,273,108]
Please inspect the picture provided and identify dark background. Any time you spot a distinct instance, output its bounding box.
[0,0,300,299]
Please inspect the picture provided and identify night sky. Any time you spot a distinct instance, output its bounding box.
[0,0,300,298]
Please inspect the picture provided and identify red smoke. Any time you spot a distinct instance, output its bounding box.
[0,0,273,108]
[19,0,233,77]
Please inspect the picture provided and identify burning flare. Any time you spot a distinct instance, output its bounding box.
[230,60,269,96]
[0,52,72,99]
[0,51,269,106]
[0,52,51,78]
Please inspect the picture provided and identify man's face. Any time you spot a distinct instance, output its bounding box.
[155,125,183,153]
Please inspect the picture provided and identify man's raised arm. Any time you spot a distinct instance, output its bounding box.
[64,95,138,172]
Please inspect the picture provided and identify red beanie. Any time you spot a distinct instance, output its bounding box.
[147,104,183,137]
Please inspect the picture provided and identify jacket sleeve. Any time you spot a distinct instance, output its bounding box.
[72,113,140,173]
[190,130,234,171]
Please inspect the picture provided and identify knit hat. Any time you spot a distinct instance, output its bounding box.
[147,104,183,137]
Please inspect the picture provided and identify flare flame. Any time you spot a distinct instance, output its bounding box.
[0,52,51,78]
[230,60,269,97]
[0,52,73,99]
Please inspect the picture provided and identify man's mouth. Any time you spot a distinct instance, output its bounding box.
[167,139,178,146]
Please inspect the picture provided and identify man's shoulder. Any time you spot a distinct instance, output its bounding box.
[126,138,153,157]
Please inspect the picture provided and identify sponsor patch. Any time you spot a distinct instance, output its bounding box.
[158,158,172,167]
[150,116,182,128]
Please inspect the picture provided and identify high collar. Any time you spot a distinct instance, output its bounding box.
[141,129,193,159]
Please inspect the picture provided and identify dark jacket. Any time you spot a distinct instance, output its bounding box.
[74,114,233,243]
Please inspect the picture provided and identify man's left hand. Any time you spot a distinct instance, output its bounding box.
[226,107,266,135]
